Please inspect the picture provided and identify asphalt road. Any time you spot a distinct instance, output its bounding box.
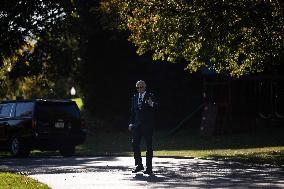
[0,156,284,189]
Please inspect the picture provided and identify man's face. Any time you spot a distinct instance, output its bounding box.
[136,83,146,94]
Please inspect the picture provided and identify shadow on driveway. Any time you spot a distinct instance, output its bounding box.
[0,156,283,188]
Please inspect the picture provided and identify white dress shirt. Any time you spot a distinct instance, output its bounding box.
[138,91,146,104]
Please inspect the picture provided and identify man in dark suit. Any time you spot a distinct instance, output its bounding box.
[129,80,158,175]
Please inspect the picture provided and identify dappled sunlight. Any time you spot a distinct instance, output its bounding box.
[123,157,284,188]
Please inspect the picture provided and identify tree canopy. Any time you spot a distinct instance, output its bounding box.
[101,0,284,77]
[0,0,77,59]
[0,0,82,99]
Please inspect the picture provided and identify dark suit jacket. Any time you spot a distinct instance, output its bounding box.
[130,91,158,131]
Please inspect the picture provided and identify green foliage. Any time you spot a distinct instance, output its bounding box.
[0,75,54,100]
[101,0,284,77]
[0,0,83,99]
[0,43,54,99]
[0,0,76,61]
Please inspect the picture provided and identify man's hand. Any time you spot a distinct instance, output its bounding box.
[147,97,154,107]
[128,124,133,131]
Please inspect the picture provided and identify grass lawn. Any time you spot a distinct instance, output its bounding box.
[0,172,50,189]
[76,126,284,165]
[1,119,283,166]
[72,98,84,110]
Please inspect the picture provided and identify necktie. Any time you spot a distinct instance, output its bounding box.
[138,95,143,109]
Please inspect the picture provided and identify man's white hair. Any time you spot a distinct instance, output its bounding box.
[136,80,147,87]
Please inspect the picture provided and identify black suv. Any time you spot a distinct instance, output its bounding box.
[0,99,87,157]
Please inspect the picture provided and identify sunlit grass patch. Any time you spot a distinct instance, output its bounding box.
[72,98,84,110]
[0,172,50,189]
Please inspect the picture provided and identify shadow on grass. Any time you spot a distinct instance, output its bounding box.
[155,126,284,150]
[73,126,284,165]
[1,126,283,165]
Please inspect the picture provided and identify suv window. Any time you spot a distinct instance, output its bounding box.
[15,102,34,117]
[0,103,16,118]
[34,102,80,120]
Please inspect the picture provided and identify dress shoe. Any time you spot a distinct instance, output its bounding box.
[143,169,153,175]
[132,165,144,173]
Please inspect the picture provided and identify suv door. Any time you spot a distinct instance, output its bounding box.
[9,102,34,157]
[0,103,16,145]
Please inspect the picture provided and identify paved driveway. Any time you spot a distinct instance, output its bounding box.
[0,156,284,188]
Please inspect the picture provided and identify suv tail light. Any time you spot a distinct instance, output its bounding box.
[32,120,37,129]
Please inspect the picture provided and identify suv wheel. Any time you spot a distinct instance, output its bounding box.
[10,137,30,157]
[60,146,75,157]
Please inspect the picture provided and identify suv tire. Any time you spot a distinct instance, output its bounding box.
[10,137,30,157]
[60,146,75,157]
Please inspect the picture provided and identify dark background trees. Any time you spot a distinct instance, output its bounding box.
[75,0,203,129]
[101,0,284,77]
[79,0,284,130]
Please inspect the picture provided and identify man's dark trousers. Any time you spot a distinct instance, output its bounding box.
[132,125,153,170]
